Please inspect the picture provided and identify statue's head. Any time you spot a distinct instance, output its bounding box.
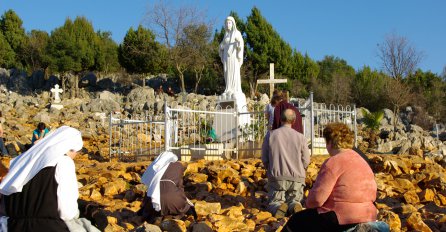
[225,16,237,32]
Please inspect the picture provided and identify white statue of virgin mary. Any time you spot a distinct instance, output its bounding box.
[219,16,244,98]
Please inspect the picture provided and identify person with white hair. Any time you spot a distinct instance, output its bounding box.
[0,126,98,232]
[262,109,310,219]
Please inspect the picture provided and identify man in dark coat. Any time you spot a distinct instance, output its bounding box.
[272,94,303,133]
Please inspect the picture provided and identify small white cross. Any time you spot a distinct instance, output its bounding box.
[50,84,63,103]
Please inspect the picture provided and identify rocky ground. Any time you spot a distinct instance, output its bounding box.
[1,72,445,231]
[2,153,445,232]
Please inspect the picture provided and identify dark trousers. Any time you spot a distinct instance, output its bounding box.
[283,208,357,232]
[0,138,7,156]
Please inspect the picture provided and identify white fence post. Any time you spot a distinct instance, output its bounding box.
[310,92,315,156]
[164,98,169,152]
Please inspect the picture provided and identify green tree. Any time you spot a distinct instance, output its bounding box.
[0,9,28,68]
[118,25,163,76]
[47,16,99,97]
[145,1,212,92]
[94,31,119,73]
[0,31,15,68]
[22,30,50,72]
[178,23,213,93]
[352,66,387,111]
[245,7,293,97]
[286,51,319,97]
[312,56,355,104]
[316,55,355,82]
[407,70,446,122]
[48,16,98,73]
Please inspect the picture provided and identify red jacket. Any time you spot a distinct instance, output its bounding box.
[272,100,303,133]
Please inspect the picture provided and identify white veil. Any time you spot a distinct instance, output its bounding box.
[0,126,83,195]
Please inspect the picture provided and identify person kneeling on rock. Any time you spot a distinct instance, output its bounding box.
[0,126,99,232]
[283,123,389,232]
[139,151,196,223]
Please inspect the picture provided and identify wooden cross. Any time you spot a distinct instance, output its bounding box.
[257,63,287,98]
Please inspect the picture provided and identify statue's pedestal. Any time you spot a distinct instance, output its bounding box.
[213,92,250,142]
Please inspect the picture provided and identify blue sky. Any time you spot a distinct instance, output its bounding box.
[1,0,445,74]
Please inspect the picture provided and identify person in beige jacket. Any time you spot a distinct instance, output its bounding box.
[262,109,310,218]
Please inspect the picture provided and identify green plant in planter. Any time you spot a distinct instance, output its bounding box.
[199,119,217,144]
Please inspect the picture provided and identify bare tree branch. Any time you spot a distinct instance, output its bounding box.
[143,0,207,48]
[377,33,423,81]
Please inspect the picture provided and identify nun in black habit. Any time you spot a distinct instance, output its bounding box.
[0,126,98,232]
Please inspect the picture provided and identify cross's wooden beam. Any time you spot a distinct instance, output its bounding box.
[257,63,287,98]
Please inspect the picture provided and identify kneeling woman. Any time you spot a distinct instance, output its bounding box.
[0,126,98,232]
[139,151,195,222]
[283,123,377,232]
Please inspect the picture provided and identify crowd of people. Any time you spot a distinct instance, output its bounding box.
[0,92,388,232]
[262,90,387,231]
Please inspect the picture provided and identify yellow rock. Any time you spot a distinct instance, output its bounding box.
[160,219,186,232]
[106,216,118,224]
[418,188,435,202]
[195,201,221,217]
[90,189,102,201]
[406,212,432,232]
[378,210,401,232]
[253,211,273,224]
[245,219,256,231]
[403,190,420,204]
[437,193,446,206]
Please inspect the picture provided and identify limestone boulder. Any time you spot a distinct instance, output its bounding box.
[194,201,221,217]
[206,165,239,183]
[378,210,401,232]
[133,222,162,232]
[377,140,402,154]
[418,188,435,202]
[191,222,213,232]
[90,189,102,201]
[213,215,247,232]
[406,212,432,232]
[32,111,51,124]
[81,98,120,113]
[253,211,273,224]
[160,219,186,232]
[240,164,257,177]
[403,190,420,204]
